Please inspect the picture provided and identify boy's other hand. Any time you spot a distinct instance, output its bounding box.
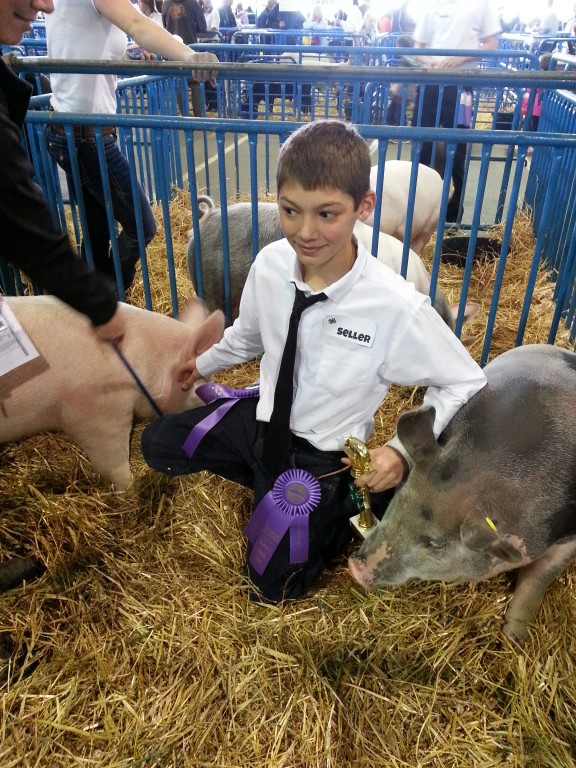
[177,357,200,391]
[342,445,407,493]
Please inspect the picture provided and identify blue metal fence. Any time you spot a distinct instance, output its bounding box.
[6,53,576,357]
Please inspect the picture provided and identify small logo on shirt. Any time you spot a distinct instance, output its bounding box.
[323,316,375,347]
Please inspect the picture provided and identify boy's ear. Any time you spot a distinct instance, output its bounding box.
[357,189,376,222]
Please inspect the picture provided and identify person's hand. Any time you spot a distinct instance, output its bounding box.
[187,51,219,87]
[177,356,201,391]
[436,54,476,69]
[125,44,157,60]
[342,444,407,493]
[94,307,126,344]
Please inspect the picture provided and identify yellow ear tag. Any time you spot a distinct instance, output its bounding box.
[485,517,498,533]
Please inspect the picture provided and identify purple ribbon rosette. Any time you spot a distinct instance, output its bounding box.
[182,381,260,458]
[244,469,321,575]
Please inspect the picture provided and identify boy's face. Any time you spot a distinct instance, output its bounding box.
[278,182,375,287]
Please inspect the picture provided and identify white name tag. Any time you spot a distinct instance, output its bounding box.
[0,301,39,378]
[323,315,376,347]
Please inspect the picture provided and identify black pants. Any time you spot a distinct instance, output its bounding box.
[413,84,469,222]
[141,399,390,603]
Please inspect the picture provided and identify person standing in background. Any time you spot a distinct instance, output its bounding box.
[257,0,282,29]
[137,0,162,24]
[45,0,217,293]
[234,2,248,25]
[162,0,208,114]
[411,0,501,223]
[202,0,221,32]
[538,0,560,34]
[218,0,236,27]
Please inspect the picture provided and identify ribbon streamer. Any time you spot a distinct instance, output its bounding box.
[182,382,259,458]
[245,469,321,576]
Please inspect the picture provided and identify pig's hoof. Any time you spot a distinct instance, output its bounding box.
[503,618,528,646]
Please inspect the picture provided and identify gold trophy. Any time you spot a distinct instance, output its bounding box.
[344,436,378,539]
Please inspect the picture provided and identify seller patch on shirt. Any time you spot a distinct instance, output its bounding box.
[323,316,376,347]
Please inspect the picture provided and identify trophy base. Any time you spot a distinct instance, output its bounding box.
[349,513,377,540]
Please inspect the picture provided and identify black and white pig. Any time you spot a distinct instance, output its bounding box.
[186,196,461,329]
[349,344,576,643]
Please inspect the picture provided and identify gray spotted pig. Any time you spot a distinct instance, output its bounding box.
[349,344,576,643]
[187,196,460,329]
[0,296,224,491]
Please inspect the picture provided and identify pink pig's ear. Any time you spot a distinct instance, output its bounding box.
[179,297,209,328]
[190,310,225,357]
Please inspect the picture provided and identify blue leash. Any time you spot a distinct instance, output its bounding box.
[113,341,164,418]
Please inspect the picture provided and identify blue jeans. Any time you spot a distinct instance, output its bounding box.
[412,84,469,222]
[45,127,157,291]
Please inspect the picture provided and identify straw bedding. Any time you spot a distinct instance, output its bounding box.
[1,192,575,767]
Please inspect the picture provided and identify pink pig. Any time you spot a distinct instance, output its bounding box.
[366,160,444,254]
[0,296,224,490]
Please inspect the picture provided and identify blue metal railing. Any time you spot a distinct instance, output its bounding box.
[6,54,576,355]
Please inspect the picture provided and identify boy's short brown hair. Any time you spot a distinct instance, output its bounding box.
[276,120,371,209]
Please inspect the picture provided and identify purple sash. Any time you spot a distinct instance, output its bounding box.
[244,469,321,575]
[182,382,259,458]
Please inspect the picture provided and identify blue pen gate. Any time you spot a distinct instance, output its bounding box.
[5,49,576,361]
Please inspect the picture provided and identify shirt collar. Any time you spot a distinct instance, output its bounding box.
[289,235,369,302]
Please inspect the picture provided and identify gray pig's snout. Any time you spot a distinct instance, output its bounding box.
[348,555,373,591]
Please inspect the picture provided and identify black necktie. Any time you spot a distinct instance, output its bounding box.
[264,286,328,478]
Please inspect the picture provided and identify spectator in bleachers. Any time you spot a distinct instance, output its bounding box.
[537,0,560,34]
[235,2,248,25]
[138,0,162,24]
[332,0,363,34]
[411,0,501,223]
[537,0,560,51]
[45,0,218,291]
[257,0,282,29]
[202,0,221,31]
[563,1,576,32]
[358,0,370,17]
[377,12,392,34]
[280,8,305,34]
[359,11,378,41]
[303,4,331,45]
[218,0,236,27]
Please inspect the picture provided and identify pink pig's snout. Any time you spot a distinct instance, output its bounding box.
[348,556,374,591]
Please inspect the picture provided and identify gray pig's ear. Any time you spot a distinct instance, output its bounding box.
[460,515,523,563]
[396,405,439,467]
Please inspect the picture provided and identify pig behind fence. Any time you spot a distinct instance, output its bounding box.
[186,196,459,330]
[366,161,444,255]
[349,344,576,643]
[0,296,224,491]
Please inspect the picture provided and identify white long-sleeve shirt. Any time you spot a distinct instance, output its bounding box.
[197,238,486,458]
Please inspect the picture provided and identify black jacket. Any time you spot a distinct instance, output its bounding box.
[0,56,117,326]
[162,0,207,44]
[218,3,236,27]
[257,3,281,28]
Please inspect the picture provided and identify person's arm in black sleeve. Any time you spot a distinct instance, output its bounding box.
[194,0,208,33]
[0,80,119,328]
